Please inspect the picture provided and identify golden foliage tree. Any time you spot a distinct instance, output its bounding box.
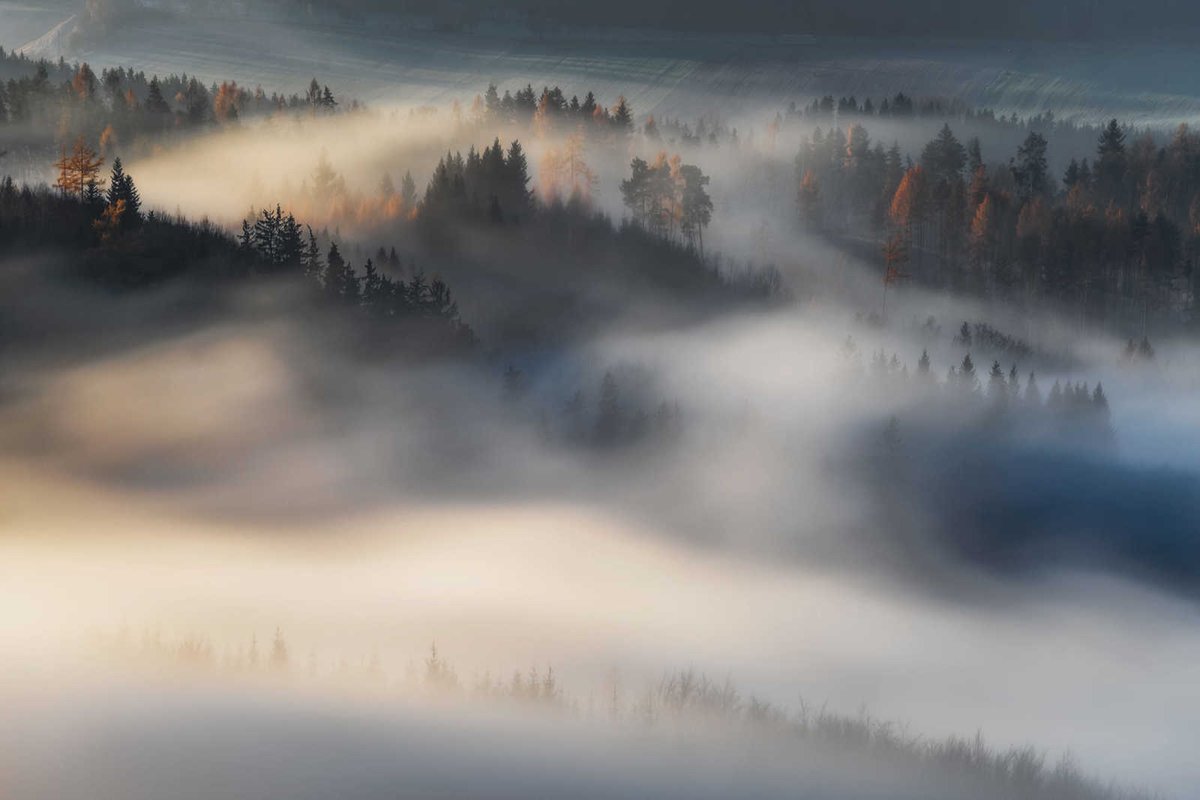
[539,132,598,202]
[93,198,125,243]
[798,169,821,228]
[213,81,241,124]
[53,136,106,198]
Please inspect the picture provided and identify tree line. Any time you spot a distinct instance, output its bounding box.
[94,622,1151,800]
[238,204,468,344]
[796,118,1200,331]
[0,46,349,150]
[3,149,472,355]
[476,83,633,136]
[845,334,1115,451]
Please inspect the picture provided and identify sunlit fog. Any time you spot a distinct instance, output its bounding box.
[2,2,1199,799]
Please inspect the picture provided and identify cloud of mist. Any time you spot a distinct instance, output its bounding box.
[4,80,1200,800]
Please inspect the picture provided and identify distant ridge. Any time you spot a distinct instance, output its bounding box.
[17,14,78,60]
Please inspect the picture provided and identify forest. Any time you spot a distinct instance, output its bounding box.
[795,115,1200,332]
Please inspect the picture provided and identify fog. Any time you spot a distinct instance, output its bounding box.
[4,258,1200,795]
[4,8,1200,800]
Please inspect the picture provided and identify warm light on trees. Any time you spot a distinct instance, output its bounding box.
[53,136,105,198]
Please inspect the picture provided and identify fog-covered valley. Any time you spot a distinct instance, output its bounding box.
[2,3,1200,800]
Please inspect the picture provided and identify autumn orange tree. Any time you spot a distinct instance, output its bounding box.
[53,136,106,198]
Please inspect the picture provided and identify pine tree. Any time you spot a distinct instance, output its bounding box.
[239,219,253,252]
[1012,131,1050,201]
[1091,382,1112,438]
[1024,371,1041,406]
[581,91,597,118]
[504,140,532,219]
[105,157,141,226]
[987,360,1007,406]
[253,205,282,265]
[302,225,323,279]
[379,172,395,198]
[917,348,931,379]
[361,258,383,309]
[401,170,417,207]
[1047,379,1063,411]
[610,96,633,132]
[145,76,170,116]
[278,212,303,270]
[920,123,966,183]
[959,353,979,394]
[967,137,983,173]
[323,242,359,302]
[270,629,289,672]
[82,178,104,207]
[484,83,501,118]
[1096,119,1127,199]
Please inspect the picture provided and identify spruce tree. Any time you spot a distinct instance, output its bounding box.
[959,353,979,394]
[504,140,532,218]
[361,258,382,308]
[105,157,141,226]
[1096,119,1127,198]
[987,360,1007,405]
[145,76,170,115]
[610,96,633,132]
[278,213,303,270]
[302,225,323,279]
[400,170,417,207]
[1012,131,1049,200]
[1024,372,1041,406]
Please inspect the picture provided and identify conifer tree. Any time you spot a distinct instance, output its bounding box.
[239,219,254,253]
[401,170,417,207]
[361,258,383,309]
[105,157,142,226]
[302,225,323,279]
[504,140,532,218]
[1096,119,1127,199]
[1048,379,1063,410]
[987,360,1008,405]
[1024,372,1041,406]
[145,76,170,114]
[959,353,979,394]
[1012,131,1050,201]
[610,96,633,132]
[270,629,289,672]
